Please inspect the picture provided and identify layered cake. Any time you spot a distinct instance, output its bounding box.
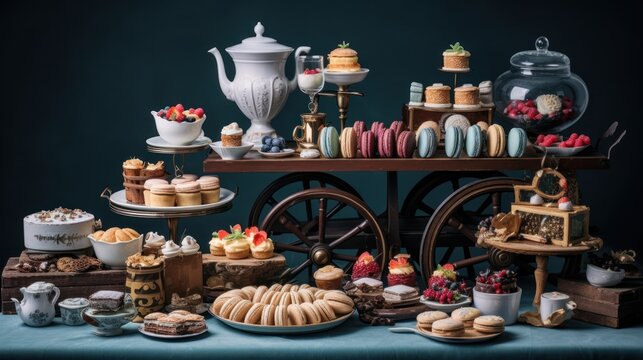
[454,84,480,109]
[145,310,207,335]
[23,208,96,251]
[442,42,470,71]
[424,83,451,108]
[88,290,126,312]
[327,41,360,72]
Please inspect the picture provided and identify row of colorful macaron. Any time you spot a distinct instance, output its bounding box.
[317,120,528,159]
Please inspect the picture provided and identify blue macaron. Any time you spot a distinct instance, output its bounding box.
[465,125,482,158]
[507,127,528,158]
[320,126,340,158]
[417,128,437,158]
[445,126,463,158]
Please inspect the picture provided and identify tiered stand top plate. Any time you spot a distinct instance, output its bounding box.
[203,151,609,173]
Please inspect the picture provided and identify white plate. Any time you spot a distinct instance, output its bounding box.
[138,326,208,339]
[146,135,212,149]
[109,188,235,212]
[258,149,295,158]
[419,295,471,312]
[323,69,369,86]
[389,326,502,344]
[535,144,589,156]
[210,310,354,335]
[439,67,471,73]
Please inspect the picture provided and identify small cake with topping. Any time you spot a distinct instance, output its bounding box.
[424,83,452,108]
[454,84,480,109]
[209,231,226,256]
[442,42,470,71]
[327,41,360,72]
[298,68,324,92]
[387,254,417,287]
[161,240,181,258]
[314,265,344,290]
[219,224,250,259]
[23,208,95,252]
[221,122,243,146]
[180,235,200,255]
[247,227,274,259]
[88,290,126,312]
[351,251,381,280]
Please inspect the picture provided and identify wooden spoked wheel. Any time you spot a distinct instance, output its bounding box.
[260,188,387,283]
[399,171,505,261]
[248,172,361,229]
[419,177,527,281]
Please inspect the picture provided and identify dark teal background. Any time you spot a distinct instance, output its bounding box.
[3,1,640,269]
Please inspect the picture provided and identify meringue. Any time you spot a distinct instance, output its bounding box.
[161,240,181,258]
[181,235,200,255]
[145,232,166,248]
[300,149,320,159]
[530,194,545,205]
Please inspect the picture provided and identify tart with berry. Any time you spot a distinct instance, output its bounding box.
[218,224,250,259]
[386,254,417,287]
[421,264,470,308]
[351,251,381,280]
[247,227,274,259]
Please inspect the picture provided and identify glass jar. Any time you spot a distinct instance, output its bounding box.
[493,36,588,135]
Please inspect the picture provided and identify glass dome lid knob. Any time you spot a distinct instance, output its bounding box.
[535,36,549,53]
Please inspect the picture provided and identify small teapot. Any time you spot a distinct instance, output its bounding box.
[11,281,60,327]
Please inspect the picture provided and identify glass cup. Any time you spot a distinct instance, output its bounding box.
[296,55,325,113]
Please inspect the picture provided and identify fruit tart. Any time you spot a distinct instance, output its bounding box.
[386,254,417,287]
[422,264,468,304]
[351,251,381,280]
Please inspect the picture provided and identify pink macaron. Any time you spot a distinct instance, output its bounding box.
[396,130,416,158]
[353,120,366,145]
[378,128,396,158]
[360,130,376,158]
[371,122,386,140]
[390,120,406,140]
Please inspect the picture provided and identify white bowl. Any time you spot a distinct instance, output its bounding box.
[89,234,143,269]
[152,110,205,146]
[586,263,625,287]
[210,141,253,160]
[473,287,522,325]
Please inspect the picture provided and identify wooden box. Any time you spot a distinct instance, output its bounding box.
[162,252,203,305]
[511,203,590,247]
[401,104,493,133]
[1,257,127,314]
[557,277,643,328]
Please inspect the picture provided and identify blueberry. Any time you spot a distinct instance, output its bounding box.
[261,144,271,152]
[270,146,280,153]
[271,138,283,147]
[262,136,272,145]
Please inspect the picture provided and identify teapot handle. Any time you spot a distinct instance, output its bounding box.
[50,286,60,305]
[289,46,312,93]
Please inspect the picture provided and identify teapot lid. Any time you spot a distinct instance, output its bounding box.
[226,22,293,54]
[510,36,570,73]
[26,281,55,293]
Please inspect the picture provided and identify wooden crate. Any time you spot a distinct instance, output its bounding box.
[557,277,643,328]
[1,258,127,315]
[512,203,590,247]
[163,253,203,305]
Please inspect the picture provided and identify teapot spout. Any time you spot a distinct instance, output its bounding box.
[208,47,233,101]
[288,46,311,93]
[10,297,21,314]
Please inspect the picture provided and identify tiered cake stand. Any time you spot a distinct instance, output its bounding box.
[319,69,369,130]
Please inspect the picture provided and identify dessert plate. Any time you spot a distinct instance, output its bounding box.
[258,148,295,158]
[109,188,235,212]
[138,326,208,339]
[146,135,212,149]
[323,68,369,86]
[210,310,354,335]
[419,295,471,312]
[535,144,589,156]
[389,325,503,344]
[439,67,471,73]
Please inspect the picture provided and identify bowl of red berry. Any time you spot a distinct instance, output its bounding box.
[586,253,625,287]
[420,264,471,312]
[473,269,521,325]
[152,104,206,145]
[534,133,591,156]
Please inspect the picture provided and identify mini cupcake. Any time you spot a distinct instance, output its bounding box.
[314,265,344,290]
[351,251,381,280]
[454,84,480,109]
[149,184,176,207]
[424,83,451,108]
[221,224,250,259]
[122,158,145,203]
[175,181,202,206]
[144,179,169,206]
[221,122,243,146]
[249,229,274,259]
[442,42,470,70]
[387,254,417,287]
[197,176,220,204]
[209,231,226,256]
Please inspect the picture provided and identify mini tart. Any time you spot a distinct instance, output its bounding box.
[454,85,480,106]
[197,176,220,204]
[224,238,250,259]
[250,238,274,259]
[209,235,225,256]
[149,184,176,207]
[424,84,451,107]
[314,265,344,290]
[175,181,202,206]
[387,254,417,287]
[327,47,360,72]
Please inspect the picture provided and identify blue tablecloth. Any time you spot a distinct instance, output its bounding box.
[1,284,642,360]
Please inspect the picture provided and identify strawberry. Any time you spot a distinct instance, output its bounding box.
[508,110,519,118]
[245,226,259,237]
[536,134,545,145]
[176,114,185,123]
[175,103,184,112]
[580,135,591,145]
[527,108,539,120]
[252,231,268,246]
[558,197,570,204]
[217,230,229,240]
[195,108,205,118]
[574,138,585,147]
[534,113,543,120]
[442,263,455,271]
[520,105,531,114]
[232,224,242,233]
[525,99,535,108]
[516,102,525,112]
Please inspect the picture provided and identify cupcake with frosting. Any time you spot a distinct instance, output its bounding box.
[248,229,274,259]
[144,231,166,255]
[387,254,417,287]
[220,224,250,259]
[314,265,344,290]
[221,122,243,146]
[161,240,181,258]
[209,231,226,256]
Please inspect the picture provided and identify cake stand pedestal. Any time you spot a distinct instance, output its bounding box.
[319,69,369,131]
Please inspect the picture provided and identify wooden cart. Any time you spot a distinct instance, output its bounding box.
[203,150,609,283]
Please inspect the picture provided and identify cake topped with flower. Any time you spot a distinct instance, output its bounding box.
[352,251,381,280]
[212,224,274,260]
[387,254,417,287]
[245,226,274,259]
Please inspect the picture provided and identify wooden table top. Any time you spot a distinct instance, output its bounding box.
[483,239,595,256]
[203,150,609,173]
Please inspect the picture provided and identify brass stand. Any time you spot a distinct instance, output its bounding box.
[318,86,363,131]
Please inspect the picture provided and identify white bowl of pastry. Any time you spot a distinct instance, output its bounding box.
[89,227,143,269]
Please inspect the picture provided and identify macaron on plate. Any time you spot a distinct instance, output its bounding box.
[419,295,471,312]
[388,325,503,344]
[258,148,295,158]
[210,309,354,335]
[107,188,236,212]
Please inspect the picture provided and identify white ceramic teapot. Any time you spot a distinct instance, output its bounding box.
[209,22,310,147]
[11,281,60,327]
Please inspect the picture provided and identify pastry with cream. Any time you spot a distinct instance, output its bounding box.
[180,235,200,255]
[209,231,226,256]
[218,224,250,259]
[247,227,274,259]
[221,122,243,146]
[175,181,202,206]
[327,41,360,72]
[314,265,344,290]
[161,240,181,258]
[387,254,417,287]
[144,231,166,255]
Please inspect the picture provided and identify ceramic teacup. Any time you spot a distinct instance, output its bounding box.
[540,291,576,323]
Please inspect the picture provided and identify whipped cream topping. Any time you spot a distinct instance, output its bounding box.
[251,238,274,252]
[162,240,181,257]
[26,208,92,224]
[221,122,243,136]
[209,236,225,249]
[145,232,166,247]
[224,239,249,252]
[181,235,200,254]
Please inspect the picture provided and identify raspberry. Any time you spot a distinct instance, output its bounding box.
[175,104,184,112]
[527,108,539,119]
[542,138,556,147]
[534,113,543,121]
[525,99,535,108]
[570,133,579,140]
[558,142,568,148]
[574,138,585,147]
[195,108,205,118]
[508,110,519,118]
[536,134,545,145]
[564,139,575,147]
[580,135,591,145]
